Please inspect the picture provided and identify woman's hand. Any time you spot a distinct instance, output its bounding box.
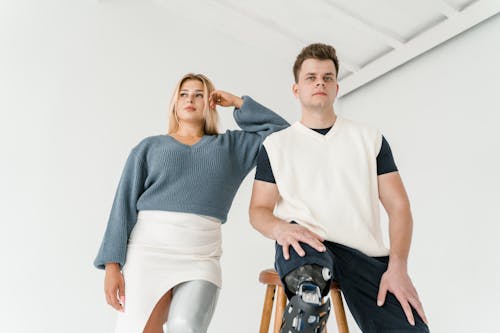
[209,90,243,109]
[104,263,125,312]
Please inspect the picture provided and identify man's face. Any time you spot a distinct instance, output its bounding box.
[293,58,339,111]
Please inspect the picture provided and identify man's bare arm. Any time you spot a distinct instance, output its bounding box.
[377,171,428,325]
[249,180,326,259]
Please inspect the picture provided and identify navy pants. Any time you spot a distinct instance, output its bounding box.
[275,240,430,333]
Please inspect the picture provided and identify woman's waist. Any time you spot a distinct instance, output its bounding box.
[130,210,222,248]
[137,210,221,225]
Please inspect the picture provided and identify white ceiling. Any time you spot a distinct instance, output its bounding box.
[121,0,499,97]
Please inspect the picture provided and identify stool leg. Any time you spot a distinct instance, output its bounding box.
[273,285,287,333]
[260,285,276,333]
[330,289,349,333]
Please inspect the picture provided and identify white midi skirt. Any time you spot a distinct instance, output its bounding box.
[114,210,222,333]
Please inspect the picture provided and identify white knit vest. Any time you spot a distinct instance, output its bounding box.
[263,117,389,256]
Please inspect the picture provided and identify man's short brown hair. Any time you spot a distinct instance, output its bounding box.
[293,43,339,83]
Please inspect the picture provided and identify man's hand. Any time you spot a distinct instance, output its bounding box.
[209,90,243,109]
[377,262,428,326]
[249,180,326,259]
[104,263,125,312]
[273,222,326,260]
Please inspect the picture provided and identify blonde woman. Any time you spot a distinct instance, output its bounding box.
[94,73,288,333]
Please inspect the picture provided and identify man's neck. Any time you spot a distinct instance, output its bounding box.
[300,107,337,129]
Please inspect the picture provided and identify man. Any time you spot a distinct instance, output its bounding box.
[249,43,430,333]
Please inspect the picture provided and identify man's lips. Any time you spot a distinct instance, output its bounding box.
[313,92,327,96]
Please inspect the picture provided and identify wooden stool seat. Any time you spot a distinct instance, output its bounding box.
[258,268,349,333]
[259,268,283,286]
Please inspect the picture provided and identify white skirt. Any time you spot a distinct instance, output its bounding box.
[114,210,222,333]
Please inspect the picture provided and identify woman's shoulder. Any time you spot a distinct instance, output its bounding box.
[131,134,168,154]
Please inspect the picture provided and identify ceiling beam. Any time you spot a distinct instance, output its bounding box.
[322,0,405,48]
[338,0,500,98]
[437,0,461,17]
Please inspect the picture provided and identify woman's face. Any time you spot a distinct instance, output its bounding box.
[175,79,206,126]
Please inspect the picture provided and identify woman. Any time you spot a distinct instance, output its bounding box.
[94,73,288,333]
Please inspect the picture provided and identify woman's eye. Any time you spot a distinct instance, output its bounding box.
[180,93,187,97]
[196,94,203,98]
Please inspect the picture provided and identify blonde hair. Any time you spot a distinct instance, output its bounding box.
[167,73,219,135]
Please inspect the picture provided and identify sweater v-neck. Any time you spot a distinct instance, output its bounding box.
[293,116,343,142]
[164,134,213,149]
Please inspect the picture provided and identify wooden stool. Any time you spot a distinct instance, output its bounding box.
[259,268,349,333]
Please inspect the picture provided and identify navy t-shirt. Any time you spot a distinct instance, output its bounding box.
[255,126,398,183]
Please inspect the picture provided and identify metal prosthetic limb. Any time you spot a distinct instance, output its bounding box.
[281,265,332,333]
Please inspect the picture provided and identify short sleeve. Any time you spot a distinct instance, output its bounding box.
[255,146,276,183]
[376,136,398,175]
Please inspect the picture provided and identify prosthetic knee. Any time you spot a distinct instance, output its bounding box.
[281,264,332,333]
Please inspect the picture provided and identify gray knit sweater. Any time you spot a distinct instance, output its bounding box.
[94,96,288,269]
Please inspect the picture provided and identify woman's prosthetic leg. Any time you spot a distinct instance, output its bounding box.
[281,264,332,333]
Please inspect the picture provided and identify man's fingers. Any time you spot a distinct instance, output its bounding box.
[282,243,290,260]
[376,283,388,306]
[290,241,306,257]
[395,293,415,326]
[279,224,327,261]
[298,233,325,252]
[309,230,325,243]
[290,225,325,250]
[409,297,428,324]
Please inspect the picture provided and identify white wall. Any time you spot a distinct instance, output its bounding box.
[336,14,500,333]
[0,1,498,332]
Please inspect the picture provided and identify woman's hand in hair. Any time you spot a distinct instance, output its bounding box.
[209,90,243,109]
[104,263,125,312]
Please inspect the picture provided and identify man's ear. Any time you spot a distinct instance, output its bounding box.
[292,83,299,98]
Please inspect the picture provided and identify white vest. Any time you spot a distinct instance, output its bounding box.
[263,117,389,256]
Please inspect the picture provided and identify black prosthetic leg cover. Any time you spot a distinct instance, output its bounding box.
[280,295,331,333]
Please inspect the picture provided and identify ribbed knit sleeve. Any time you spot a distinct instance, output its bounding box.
[231,96,289,173]
[93,147,147,270]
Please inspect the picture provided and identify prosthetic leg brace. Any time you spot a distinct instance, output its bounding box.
[281,265,332,333]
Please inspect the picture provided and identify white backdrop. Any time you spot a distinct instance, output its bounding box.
[0,1,498,332]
